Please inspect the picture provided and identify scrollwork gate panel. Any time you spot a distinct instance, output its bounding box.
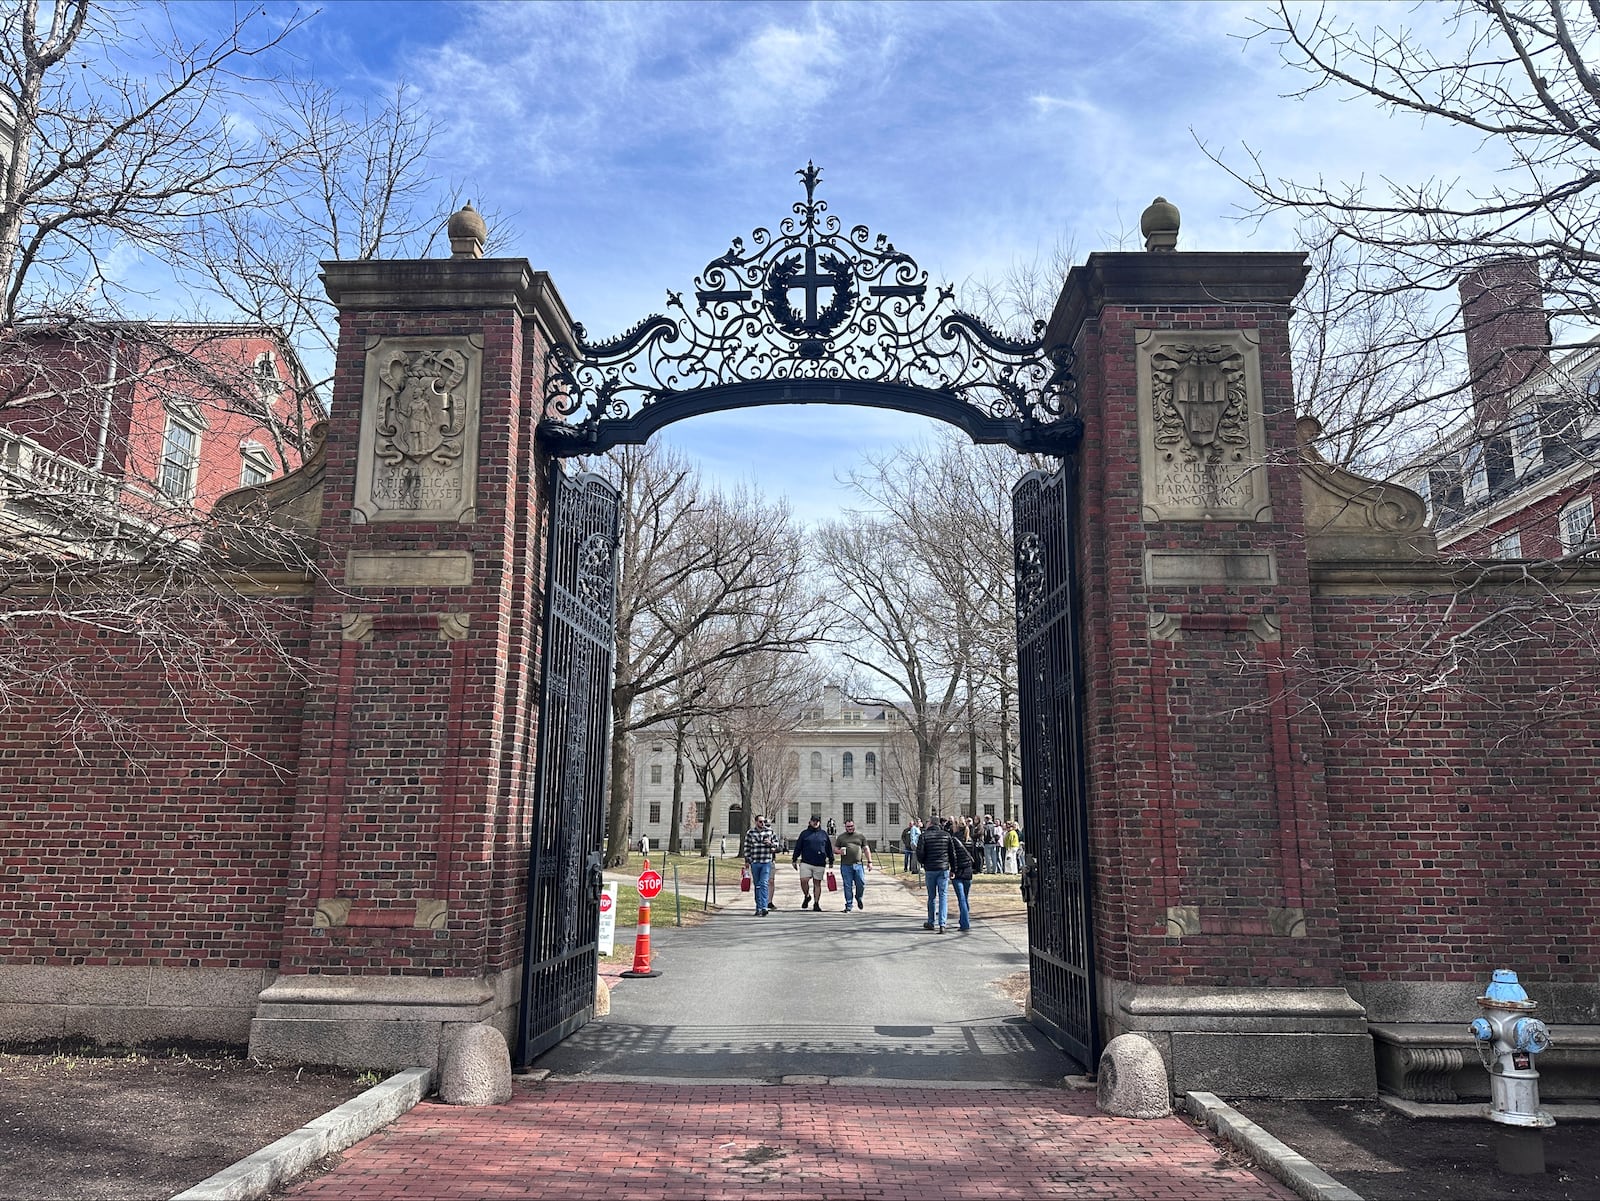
[1013,461,1098,1068]
[515,465,621,1068]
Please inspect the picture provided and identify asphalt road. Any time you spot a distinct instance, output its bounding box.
[533,868,1082,1087]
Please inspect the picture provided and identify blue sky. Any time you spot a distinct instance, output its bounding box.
[238,0,1493,521]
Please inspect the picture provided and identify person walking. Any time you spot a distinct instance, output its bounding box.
[949,824,975,932]
[915,818,956,933]
[792,814,835,912]
[741,815,778,916]
[639,833,650,857]
[901,819,921,873]
[832,819,873,911]
[1003,821,1021,874]
[983,817,1002,874]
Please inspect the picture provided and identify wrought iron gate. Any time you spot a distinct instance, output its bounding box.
[1013,460,1098,1068]
[515,464,621,1068]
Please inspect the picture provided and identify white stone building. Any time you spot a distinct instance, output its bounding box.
[629,685,1020,852]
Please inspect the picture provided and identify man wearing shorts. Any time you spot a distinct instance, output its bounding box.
[791,814,834,912]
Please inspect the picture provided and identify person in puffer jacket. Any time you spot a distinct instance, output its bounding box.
[915,818,955,933]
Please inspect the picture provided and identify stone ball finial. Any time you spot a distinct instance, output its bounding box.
[448,202,487,259]
[1141,196,1180,252]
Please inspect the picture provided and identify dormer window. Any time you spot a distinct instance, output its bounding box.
[254,352,283,400]
[239,440,273,487]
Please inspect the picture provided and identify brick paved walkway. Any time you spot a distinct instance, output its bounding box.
[285,1081,1296,1201]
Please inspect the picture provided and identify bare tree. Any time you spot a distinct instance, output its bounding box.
[0,1,304,321]
[1217,2,1600,412]
[598,443,823,867]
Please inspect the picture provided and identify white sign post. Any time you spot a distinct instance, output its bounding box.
[597,882,619,956]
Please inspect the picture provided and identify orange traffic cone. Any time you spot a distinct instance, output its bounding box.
[621,899,661,978]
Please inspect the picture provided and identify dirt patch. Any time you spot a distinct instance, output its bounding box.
[1232,1099,1600,1201]
[992,969,1030,1013]
[0,1049,365,1201]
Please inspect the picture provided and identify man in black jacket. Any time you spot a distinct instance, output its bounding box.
[792,815,835,912]
[915,818,956,933]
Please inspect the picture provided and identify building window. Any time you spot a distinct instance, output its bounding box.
[957,767,971,787]
[983,804,996,818]
[253,352,283,399]
[865,802,877,825]
[1512,411,1543,475]
[694,802,704,824]
[864,752,876,777]
[1559,496,1596,553]
[1491,529,1522,559]
[159,417,201,502]
[649,764,662,784]
[788,802,800,824]
[841,752,853,778]
[810,751,824,779]
[811,803,822,820]
[982,765,995,786]
[888,803,900,826]
[1462,443,1489,504]
[842,803,854,822]
[648,801,661,823]
[785,751,799,779]
[239,440,273,487]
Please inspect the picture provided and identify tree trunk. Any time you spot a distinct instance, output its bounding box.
[668,720,687,855]
[999,668,1015,823]
[603,692,633,868]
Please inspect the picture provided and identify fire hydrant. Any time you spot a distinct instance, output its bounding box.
[1469,969,1554,1129]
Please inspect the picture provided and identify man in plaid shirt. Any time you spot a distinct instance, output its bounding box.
[741,814,779,916]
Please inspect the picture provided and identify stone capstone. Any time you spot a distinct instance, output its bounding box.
[1097,1033,1172,1119]
[439,1023,512,1106]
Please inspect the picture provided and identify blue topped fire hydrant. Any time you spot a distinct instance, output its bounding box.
[1469,969,1554,1130]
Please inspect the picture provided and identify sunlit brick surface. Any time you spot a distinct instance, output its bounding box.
[286,1082,1295,1200]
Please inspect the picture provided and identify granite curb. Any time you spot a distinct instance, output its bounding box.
[168,1066,432,1201]
[1186,1090,1364,1201]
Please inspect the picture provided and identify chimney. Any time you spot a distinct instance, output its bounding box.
[1458,257,1551,428]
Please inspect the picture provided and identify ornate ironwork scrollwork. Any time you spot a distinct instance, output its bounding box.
[541,163,1079,455]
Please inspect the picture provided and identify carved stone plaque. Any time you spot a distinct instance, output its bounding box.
[353,336,483,523]
[1136,329,1270,522]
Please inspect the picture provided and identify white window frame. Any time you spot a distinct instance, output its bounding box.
[1559,496,1596,554]
[649,764,662,785]
[1491,529,1522,559]
[159,415,202,502]
[1462,443,1489,504]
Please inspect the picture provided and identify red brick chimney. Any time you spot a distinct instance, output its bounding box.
[1458,257,1551,427]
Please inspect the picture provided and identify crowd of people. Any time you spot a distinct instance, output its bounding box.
[738,811,1023,933]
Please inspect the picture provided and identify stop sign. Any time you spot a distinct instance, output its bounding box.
[598,891,614,914]
[636,869,664,899]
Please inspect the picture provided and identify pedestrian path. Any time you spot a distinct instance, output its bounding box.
[281,869,1295,1201]
[284,1081,1296,1201]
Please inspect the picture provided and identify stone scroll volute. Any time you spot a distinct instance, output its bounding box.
[1136,329,1271,523]
[352,336,484,523]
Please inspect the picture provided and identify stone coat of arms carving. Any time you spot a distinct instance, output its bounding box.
[353,336,483,524]
[1137,329,1270,523]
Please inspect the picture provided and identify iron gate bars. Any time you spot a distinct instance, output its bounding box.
[539,163,1080,457]
[1013,461,1099,1068]
[515,464,622,1069]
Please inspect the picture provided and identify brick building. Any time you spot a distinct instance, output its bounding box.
[630,684,1019,851]
[1394,259,1600,560]
[0,322,318,555]
[0,201,1597,1103]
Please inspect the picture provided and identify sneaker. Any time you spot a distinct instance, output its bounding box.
[758,909,768,916]
[938,925,947,933]
[923,921,935,931]
[802,896,811,910]
[858,900,866,910]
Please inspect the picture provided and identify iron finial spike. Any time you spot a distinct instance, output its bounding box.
[800,161,821,204]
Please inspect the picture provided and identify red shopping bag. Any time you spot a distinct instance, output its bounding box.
[826,870,838,892]
[740,866,751,893]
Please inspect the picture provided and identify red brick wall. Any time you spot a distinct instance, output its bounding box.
[1312,589,1600,982]
[276,300,547,982]
[0,599,311,967]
